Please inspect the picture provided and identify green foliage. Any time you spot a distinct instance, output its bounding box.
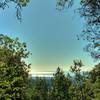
[0,37,99,100]
[90,63,100,99]
[31,77,48,100]
[93,77,100,99]
[19,0,30,7]
[0,34,30,100]
[69,60,94,100]
[89,63,100,83]
[27,62,100,100]
[50,67,71,100]
[26,77,36,99]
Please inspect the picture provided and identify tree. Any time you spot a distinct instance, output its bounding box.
[79,0,100,60]
[31,77,49,100]
[25,76,36,100]
[56,0,100,60]
[69,60,83,100]
[89,63,100,99]
[89,63,100,83]
[50,67,71,100]
[0,0,30,20]
[0,34,30,100]
[69,60,94,100]
[92,76,100,99]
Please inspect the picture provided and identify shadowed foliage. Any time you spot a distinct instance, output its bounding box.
[0,34,30,100]
[56,0,100,60]
[0,0,30,20]
[50,67,71,100]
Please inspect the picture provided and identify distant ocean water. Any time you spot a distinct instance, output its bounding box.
[29,71,71,78]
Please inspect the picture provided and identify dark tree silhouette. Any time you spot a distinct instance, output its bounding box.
[56,0,100,60]
[0,0,30,20]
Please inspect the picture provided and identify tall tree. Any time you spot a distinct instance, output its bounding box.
[50,67,71,100]
[0,34,30,100]
[89,63,100,83]
[31,77,48,100]
[79,0,100,60]
[92,76,100,99]
[56,0,100,60]
[89,63,100,99]
[69,60,94,100]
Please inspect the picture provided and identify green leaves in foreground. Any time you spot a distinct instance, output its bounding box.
[0,34,30,100]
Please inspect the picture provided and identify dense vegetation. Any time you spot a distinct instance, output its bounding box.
[0,34,30,99]
[0,0,100,99]
[0,34,100,100]
[27,60,100,100]
[0,35,99,99]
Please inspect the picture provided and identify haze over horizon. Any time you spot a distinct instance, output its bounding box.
[0,0,98,75]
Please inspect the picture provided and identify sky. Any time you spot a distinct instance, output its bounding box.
[0,0,97,76]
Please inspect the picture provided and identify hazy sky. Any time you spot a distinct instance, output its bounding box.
[0,0,97,74]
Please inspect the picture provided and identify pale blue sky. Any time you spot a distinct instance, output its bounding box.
[0,0,97,73]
